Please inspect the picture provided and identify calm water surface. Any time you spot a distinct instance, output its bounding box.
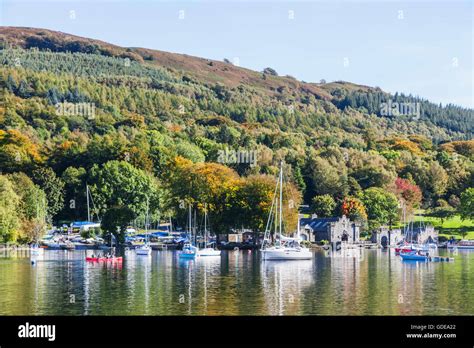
[0,248,472,315]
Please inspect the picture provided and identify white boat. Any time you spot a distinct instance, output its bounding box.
[261,161,313,261]
[197,248,221,257]
[196,206,221,257]
[136,197,152,256]
[135,244,151,255]
[448,240,474,250]
[179,205,198,259]
[261,245,312,260]
[30,244,44,255]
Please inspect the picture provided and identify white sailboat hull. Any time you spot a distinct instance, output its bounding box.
[261,247,312,260]
[197,248,221,257]
[135,246,151,255]
[30,248,44,255]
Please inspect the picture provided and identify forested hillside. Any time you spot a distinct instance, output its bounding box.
[0,27,472,243]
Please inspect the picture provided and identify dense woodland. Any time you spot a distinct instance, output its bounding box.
[0,29,473,244]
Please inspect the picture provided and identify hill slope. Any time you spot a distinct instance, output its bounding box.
[0,26,472,236]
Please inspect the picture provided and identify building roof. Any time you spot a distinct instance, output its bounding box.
[300,217,340,232]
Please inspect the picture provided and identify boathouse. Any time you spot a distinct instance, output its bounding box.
[405,225,438,244]
[299,215,360,244]
[371,227,403,247]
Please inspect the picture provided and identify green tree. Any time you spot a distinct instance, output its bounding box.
[89,160,163,221]
[361,187,400,230]
[0,176,21,242]
[101,206,136,243]
[459,188,474,220]
[32,167,65,220]
[309,157,347,198]
[8,172,48,242]
[311,194,336,217]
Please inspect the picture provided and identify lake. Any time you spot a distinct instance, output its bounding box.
[0,248,472,315]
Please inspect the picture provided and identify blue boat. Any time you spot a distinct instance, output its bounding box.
[400,250,428,261]
[179,243,197,259]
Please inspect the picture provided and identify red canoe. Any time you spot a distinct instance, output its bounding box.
[86,257,123,262]
[395,247,413,253]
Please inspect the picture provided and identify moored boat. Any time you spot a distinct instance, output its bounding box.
[179,205,198,259]
[30,244,44,255]
[261,161,313,261]
[135,197,152,256]
[135,244,152,255]
[180,243,198,258]
[196,206,221,257]
[447,240,474,250]
[197,247,221,257]
[400,250,429,261]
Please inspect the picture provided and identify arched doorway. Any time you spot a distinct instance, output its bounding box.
[381,235,388,248]
[341,231,349,242]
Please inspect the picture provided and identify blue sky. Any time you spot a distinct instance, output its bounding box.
[1,0,472,108]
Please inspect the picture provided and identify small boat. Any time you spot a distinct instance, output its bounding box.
[60,241,75,250]
[135,244,151,255]
[30,244,44,255]
[180,243,198,259]
[400,250,429,261]
[447,240,474,250]
[395,244,428,253]
[431,256,454,262]
[86,256,123,262]
[197,248,221,257]
[395,246,413,253]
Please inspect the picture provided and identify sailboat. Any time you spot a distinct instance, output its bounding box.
[136,197,152,256]
[197,205,221,257]
[261,161,312,261]
[179,204,198,259]
[31,199,46,256]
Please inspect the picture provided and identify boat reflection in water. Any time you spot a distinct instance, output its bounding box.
[0,248,473,315]
[260,258,314,315]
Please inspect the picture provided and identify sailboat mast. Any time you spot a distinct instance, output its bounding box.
[145,197,149,243]
[188,203,192,242]
[279,161,283,242]
[86,184,91,222]
[204,204,207,247]
[194,209,197,246]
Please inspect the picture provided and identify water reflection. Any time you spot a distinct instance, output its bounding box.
[0,248,472,315]
[261,259,314,315]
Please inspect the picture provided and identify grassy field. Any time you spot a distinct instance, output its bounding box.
[412,211,474,240]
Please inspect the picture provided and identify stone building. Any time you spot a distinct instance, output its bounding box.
[371,227,403,247]
[299,215,360,244]
[405,225,438,244]
[371,225,437,246]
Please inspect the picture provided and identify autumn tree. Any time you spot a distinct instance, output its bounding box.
[341,196,368,222]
